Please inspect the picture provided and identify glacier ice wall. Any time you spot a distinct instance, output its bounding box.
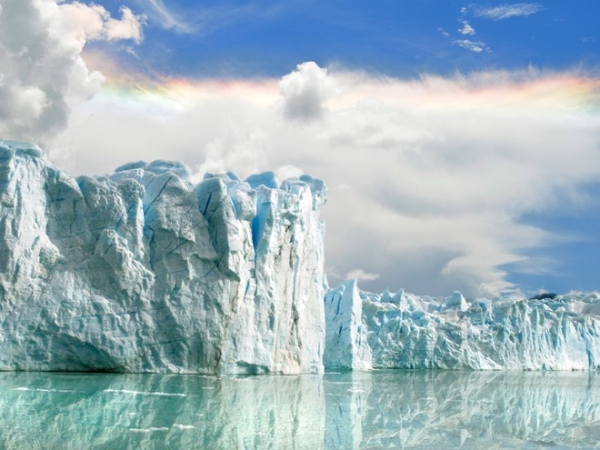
[0,141,326,374]
[4,140,600,374]
[324,280,372,370]
[324,282,600,371]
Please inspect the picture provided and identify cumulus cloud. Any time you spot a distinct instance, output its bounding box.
[279,62,340,121]
[60,2,144,43]
[473,3,541,20]
[62,63,600,297]
[0,0,144,152]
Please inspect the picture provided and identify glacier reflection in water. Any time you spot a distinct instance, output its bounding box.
[0,370,599,449]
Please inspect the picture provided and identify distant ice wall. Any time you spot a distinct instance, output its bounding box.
[324,280,372,370]
[324,281,600,371]
[0,141,326,374]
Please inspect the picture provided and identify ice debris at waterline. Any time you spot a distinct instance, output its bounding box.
[324,280,600,371]
[0,141,326,374]
[3,141,600,374]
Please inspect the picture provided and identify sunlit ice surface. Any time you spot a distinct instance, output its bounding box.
[1,370,599,449]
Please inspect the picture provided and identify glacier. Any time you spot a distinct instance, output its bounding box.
[2,140,600,374]
[0,141,326,374]
[324,281,600,371]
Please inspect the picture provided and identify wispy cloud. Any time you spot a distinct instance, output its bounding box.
[136,0,296,37]
[438,27,451,38]
[442,9,487,53]
[454,39,488,52]
[473,3,541,20]
[142,0,195,34]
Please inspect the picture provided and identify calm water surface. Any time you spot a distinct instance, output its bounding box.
[0,370,598,449]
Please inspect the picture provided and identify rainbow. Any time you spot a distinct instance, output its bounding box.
[91,64,600,118]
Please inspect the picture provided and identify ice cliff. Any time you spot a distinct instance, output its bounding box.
[3,140,600,374]
[0,141,326,374]
[325,281,600,371]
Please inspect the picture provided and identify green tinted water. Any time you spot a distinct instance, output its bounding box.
[0,370,598,449]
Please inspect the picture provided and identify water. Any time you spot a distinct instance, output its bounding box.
[0,370,599,449]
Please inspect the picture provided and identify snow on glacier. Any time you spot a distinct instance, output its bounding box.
[324,281,600,371]
[0,141,326,374]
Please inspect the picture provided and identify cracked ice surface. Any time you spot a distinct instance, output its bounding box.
[0,141,326,374]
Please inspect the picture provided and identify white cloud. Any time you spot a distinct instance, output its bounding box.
[0,0,98,148]
[473,3,541,20]
[279,62,340,121]
[346,269,380,282]
[104,7,144,42]
[59,2,145,44]
[459,20,476,35]
[454,39,488,52]
[61,64,600,297]
[0,0,145,152]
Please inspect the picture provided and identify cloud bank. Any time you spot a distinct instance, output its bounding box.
[60,62,600,297]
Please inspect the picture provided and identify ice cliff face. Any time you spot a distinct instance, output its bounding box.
[324,280,372,370]
[0,141,326,374]
[4,140,600,374]
[324,282,600,371]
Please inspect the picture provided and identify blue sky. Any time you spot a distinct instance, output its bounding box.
[2,0,600,297]
[92,0,600,77]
